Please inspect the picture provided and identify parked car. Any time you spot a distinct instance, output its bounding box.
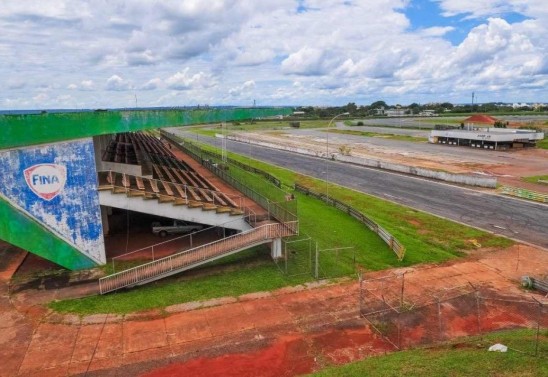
[151,220,205,237]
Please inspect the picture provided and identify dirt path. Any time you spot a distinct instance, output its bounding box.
[1,244,546,376]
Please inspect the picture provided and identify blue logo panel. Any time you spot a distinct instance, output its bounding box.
[0,138,105,264]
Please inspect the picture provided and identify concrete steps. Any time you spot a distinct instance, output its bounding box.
[98,171,244,216]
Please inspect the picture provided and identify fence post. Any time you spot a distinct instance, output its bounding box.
[359,271,363,314]
[400,272,406,308]
[152,246,155,261]
[475,290,482,339]
[534,299,542,356]
[437,298,442,342]
[314,243,319,279]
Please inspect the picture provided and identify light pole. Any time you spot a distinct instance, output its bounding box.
[325,112,350,201]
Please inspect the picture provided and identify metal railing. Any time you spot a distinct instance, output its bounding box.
[295,184,405,261]
[500,185,548,203]
[99,221,298,294]
[161,129,282,187]
[160,132,298,227]
[110,216,256,272]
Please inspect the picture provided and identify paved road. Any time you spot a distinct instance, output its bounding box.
[170,129,548,249]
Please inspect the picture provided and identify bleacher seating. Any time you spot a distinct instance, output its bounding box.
[100,131,241,213]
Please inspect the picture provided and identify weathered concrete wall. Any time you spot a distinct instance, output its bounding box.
[227,135,497,188]
[0,138,105,268]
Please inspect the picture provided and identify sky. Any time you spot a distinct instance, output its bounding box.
[1,0,547,110]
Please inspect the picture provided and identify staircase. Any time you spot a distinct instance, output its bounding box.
[99,221,298,294]
[97,171,244,215]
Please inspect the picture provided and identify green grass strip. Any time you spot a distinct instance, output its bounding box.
[522,174,548,184]
[309,329,547,377]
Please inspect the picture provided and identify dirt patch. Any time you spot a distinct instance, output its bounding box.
[141,335,315,377]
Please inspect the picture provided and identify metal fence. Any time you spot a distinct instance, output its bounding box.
[295,184,405,260]
[276,236,314,277]
[275,235,357,280]
[160,129,282,187]
[359,272,547,357]
[161,130,298,227]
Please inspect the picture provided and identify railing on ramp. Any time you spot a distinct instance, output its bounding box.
[99,221,298,294]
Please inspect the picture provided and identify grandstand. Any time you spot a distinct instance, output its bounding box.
[95,131,298,293]
[0,107,294,275]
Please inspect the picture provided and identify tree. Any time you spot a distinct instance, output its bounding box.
[370,100,388,109]
[493,120,506,128]
[343,102,358,114]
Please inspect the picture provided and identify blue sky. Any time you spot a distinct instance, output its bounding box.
[0,1,546,110]
[404,0,531,45]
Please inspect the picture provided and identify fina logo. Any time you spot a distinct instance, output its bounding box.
[24,164,67,201]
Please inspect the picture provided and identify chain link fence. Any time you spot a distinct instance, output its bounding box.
[275,236,314,277]
[275,235,356,280]
[359,271,547,357]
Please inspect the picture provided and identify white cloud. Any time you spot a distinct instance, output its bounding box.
[165,68,216,90]
[105,75,133,91]
[0,1,546,109]
[229,80,256,97]
[141,78,163,91]
[282,47,334,76]
[80,80,94,90]
[418,26,455,37]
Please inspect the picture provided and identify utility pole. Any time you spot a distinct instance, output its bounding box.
[471,92,475,112]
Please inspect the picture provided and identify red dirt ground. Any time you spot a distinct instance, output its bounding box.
[2,243,547,377]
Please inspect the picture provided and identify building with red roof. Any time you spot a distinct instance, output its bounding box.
[463,114,498,124]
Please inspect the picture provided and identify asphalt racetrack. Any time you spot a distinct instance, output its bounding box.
[172,130,548,249]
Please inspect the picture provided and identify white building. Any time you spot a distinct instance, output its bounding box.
[429,128,544,150]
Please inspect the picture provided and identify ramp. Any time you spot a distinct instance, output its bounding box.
[99,221,298,294]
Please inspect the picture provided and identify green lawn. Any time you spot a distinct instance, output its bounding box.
[309,329,547,377]
[522,174,548,185]
[50,247,312,315]
[537,137,548,150]
[48,138,512,315]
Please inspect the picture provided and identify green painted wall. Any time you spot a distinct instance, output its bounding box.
[0,107,292,150]
[0,195,97,270]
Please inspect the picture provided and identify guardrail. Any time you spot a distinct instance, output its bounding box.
[294,184,405,261]
[99,221,298,294]
[500,186,548,203]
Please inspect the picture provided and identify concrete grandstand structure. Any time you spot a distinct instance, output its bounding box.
[0,107,294,275]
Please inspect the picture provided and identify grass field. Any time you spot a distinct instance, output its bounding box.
[522,174,548,185]
[49,139,512,315]
[309,329,548,377]
[537,137,548,149]
[326,129,428,142]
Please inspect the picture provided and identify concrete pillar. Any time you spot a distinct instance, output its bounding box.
[101,206,111,236]
[271,238,282,259]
